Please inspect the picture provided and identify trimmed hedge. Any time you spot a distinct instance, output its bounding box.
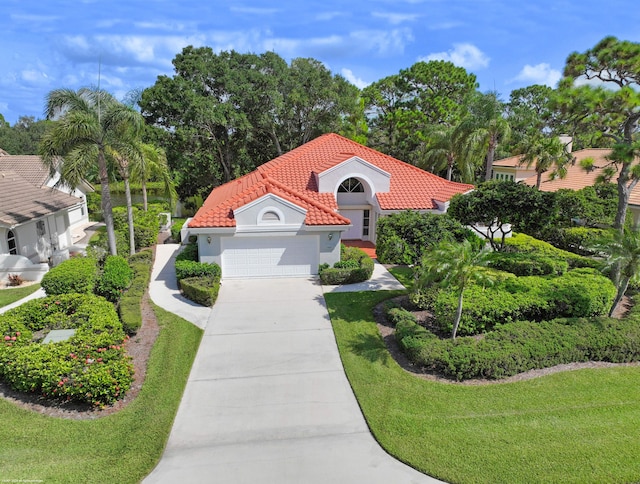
[41,257,98,296]
[175,260,221,282]
[487,251,568,276]
[176,242,198,262]
[376,211,480,265]
[0,294,134,406]
[541,226,611,256]
[504,233,600,269]
[319,246,374,285]
[390,303,640,381]
[95,255,133,303]
[118,249,153,334]
[180,276,220,307]
[432,268,616,336]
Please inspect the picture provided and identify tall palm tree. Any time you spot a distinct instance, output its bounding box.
[421,124,477,183]
[593,228,640,317]
[460,91,511,181]
[416,239,494,340]
[519,134,574,189]
[40,88,144,255]
[131,143,176,212]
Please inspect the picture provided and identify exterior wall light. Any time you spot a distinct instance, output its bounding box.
[207,236,212,244]
[328,232,333,240]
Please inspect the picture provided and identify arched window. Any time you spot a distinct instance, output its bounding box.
[338,178,364,193]
[7,230,17,255]
[261,211,281,223]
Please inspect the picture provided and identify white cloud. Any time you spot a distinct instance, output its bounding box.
[371,11,420,25]
[351,28,414,56]
[422,43,490,70]
[20,69,50,85]
[511,63,561,87]
[341,68,369,89]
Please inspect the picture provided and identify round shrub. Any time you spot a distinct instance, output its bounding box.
[488,252,568,276]
[319,246,374,285]
[41,257,98,295]
[175,260,221,282]
[95,255,133,302]
[0,294,133,406]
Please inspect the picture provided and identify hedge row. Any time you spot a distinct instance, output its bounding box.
[319,246,374,285]
[487,251,568,276]
[180,276,220,307]
[541,226,611,256]
[175,260,222,282]
[389,305,640,381]
[431,268,616,336]
[0,294,134,406]
[41,257,98,295]
[504,233,600,269]
[118,249,153,334]
[95,255,133,303]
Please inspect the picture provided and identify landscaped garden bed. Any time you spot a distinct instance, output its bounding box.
[319,244,374,284]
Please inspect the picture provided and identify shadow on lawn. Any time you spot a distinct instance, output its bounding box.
[349,332,391,365]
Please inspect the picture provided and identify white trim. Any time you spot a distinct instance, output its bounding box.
[318,156,390,179]
[234,193,307,217]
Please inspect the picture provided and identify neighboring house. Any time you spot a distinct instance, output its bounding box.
[187,133,473,278]
[0,168,85,264]
[0,149,92,230]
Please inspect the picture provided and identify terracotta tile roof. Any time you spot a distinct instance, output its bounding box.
[0,154,51,188]
[190,133,473,228]
[0,170,83,227]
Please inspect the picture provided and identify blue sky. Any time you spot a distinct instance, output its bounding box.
[1,0,638,124]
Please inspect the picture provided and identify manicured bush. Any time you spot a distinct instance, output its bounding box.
[176,242,198,262]
[180,276,220,307]
[171,218,186,242]
[390,303,640,381]
[175,260,221,282]
[432,269,616,336]
[376,211,481,265]
[541,226,611,256]
[487,251,568,276]
[0,294,133,406]
[41,257,98,296]
[319,246,374,285]
[95,255,133,303]
[504,233,600,269]
[119,249,153,334]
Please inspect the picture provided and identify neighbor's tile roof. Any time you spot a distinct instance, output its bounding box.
[0,170,83,227]
[0,153,51,187]
[189,133,473,228]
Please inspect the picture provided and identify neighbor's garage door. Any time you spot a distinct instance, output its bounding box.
[221,235,319,278]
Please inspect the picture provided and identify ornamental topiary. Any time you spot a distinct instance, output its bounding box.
[95,255,133,303]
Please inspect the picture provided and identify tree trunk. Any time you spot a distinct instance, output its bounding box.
[451,290,464,340]
[536,171,543,190]
[446,154,454,181]
[609,276,630,317]
[270,128,283,157]
[124,176,135,256]
[614,166,631,232]
[484,137,497,181]
[141,178,148,212]
[98,149,118,256]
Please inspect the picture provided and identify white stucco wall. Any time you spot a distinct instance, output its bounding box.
[316,156,390,195]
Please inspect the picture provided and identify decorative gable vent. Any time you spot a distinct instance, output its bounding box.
[261,210,281,223]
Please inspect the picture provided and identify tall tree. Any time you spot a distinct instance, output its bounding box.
[519,134,574,189]
[40,88,144,255]
[132,143,176,212]
[559,36,640,232]
[416,239,494,340]
[459,91,511,181]
[421,124,478,183]
[504,85,556,155]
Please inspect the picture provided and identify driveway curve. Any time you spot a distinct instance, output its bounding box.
[145,245,441,483]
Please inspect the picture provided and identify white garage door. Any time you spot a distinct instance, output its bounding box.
[221,236,319,278]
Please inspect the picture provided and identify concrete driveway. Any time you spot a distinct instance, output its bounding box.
[145,274,439,483]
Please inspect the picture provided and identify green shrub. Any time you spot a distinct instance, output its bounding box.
[176,242,198,262]
[541,226,611,256]
[319,246,374,285]
[175,260,221,282]
[118,249,153,334]
[488,251,568,276]
[171,218,186,242]
[504,233,600,269]
[376,211,480,265]
[95,255,133,303]
[409,283,441,310]
[180,276,220,307]
[0,294,133,406]
[41,257,98,296]
[128,248,153,264]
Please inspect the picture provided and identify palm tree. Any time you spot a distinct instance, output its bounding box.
[460,91,511,181]
[132,143,176,212]
[421,124,477,183]
[40,88,144,255]
[519,134,574,189]
[593,229,640,317]
[416,239,494,340]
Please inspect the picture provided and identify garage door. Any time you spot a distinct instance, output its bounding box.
[221,236,319,278]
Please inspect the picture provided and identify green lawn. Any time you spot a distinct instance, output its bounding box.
[0,303,202,483]
[325,290,640,484]
[0,283,41,308]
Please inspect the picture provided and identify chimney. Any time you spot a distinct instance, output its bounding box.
[559,135,573,153]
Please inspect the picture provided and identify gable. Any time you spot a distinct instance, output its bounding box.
[316,156,391,195]
[233,193,307,232]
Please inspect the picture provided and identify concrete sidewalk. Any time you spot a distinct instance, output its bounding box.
[145,262,439,483]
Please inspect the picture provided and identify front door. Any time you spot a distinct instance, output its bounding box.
[339,210,363,240]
